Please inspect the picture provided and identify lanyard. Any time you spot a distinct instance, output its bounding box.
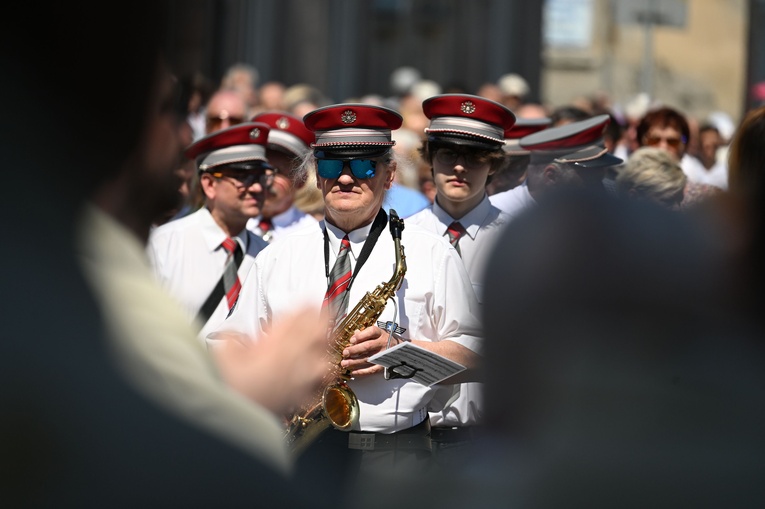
[323,208,388,293]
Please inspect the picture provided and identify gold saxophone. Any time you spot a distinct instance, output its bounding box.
[284,209,407,457]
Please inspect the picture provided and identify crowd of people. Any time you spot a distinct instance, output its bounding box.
[4,2,765,507]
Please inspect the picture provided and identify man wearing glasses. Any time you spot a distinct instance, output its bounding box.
[406,94,516,466]
[148,122,273,341]
[203,88,248,137]
[218,104,482,488]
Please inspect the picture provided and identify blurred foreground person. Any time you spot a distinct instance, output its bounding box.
[478,192,765,507]
[1,2,330,506]
[724,105,765,324]
[79,63,329,476]
[352,190,765,508]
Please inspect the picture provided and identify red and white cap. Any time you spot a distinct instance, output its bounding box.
[422,94,516,150]
[251,111,314,158]
[553,145,623,169]
[304,104,402,158]
[185,122,271,172]
[520,114,611,164]
[503,117,552,155]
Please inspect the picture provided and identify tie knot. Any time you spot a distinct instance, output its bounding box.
[258,218,272,232]
[448,222,465,237]
[221,237,238,254]
[340,235,351,251]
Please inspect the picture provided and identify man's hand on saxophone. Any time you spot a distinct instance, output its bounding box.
[342,326,483,383]
[341,325,405,377]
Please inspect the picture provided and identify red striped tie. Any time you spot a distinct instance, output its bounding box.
[258,217,272,233]
[447,221,466,256]
[322,235,352,328]
[220,237,242,310]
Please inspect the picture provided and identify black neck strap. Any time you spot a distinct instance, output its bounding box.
[323,208,388,292]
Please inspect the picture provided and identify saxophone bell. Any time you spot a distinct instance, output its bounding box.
[324,381,359,430]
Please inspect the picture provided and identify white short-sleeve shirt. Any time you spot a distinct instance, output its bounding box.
[220,211,483,433]
[489,180,536,218]
[147,207,268,341]
[407,195,509,426]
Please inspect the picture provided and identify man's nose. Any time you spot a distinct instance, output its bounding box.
[336,162,356,182]
[453,154,469,170]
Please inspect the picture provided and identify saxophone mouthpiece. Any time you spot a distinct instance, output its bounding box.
[388,208,404,239]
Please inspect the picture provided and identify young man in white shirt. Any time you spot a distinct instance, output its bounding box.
[406,93,516,463]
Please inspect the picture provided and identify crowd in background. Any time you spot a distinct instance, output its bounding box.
[167,62,736,234]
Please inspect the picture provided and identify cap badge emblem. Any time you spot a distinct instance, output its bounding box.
[460,101,476,114]
[249,128,261,139]
[276,117,290,130]
[341,110,357,124]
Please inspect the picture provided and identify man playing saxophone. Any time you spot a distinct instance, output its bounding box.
[216,103,482,488]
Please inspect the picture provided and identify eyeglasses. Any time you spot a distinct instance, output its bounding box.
[316,158,379,179]
[434,148,488,169]
[643,135,686,149]
[209,167,274,190]
[206,110,245,129]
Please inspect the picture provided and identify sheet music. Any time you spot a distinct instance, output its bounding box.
[369,341,466,386]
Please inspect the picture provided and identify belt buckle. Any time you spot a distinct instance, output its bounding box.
[348,433,375,451]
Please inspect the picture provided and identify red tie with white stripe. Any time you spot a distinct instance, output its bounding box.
[322,235,352,329]
[446,221,466,257]
[220,237,243,311]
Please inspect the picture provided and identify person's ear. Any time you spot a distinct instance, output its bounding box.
[542,165,558,185]
[384,160,396,189]
[199,172,216,200]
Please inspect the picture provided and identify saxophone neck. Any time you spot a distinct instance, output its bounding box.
[389,237,406,289]
[387,209,407,291]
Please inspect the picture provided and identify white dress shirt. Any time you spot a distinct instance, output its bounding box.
[219,211,483,433]
[407,195,509,303]
[147,207,268,342]
[246,205,319,243]
[407,195,509,427]
[489,180,536,218]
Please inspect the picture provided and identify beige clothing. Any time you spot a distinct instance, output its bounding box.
[76,206,291,475]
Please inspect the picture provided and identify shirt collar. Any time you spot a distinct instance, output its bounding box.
[257,205,299,230]
[199,207,247,252]
[431,194,492,240]
[323,218,375,258]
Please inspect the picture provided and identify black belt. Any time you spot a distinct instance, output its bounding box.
[430,426,483,444]
[347,418,432,452]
